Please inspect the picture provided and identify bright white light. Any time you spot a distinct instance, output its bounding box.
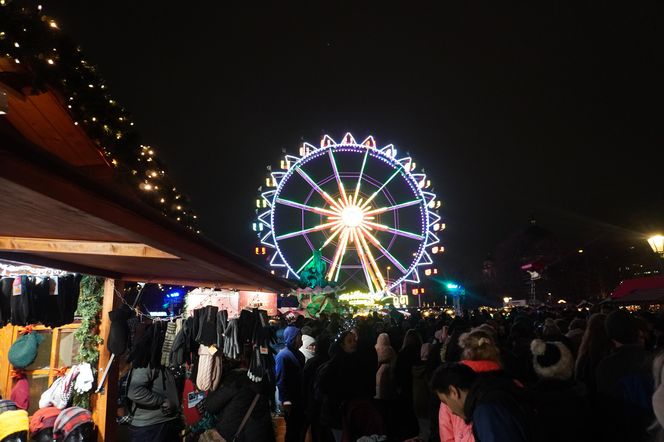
[341,206,364,227]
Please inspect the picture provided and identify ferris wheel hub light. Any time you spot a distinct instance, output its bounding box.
[341,205,364,227]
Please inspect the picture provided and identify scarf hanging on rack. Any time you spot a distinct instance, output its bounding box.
[196,345,222,391]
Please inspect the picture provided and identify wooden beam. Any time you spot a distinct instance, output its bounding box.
[92,279,123,442]
[0,251,123,279]
[119,275,279,292]
[0,236,179,259]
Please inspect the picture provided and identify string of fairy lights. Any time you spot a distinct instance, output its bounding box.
[0,1,199,232]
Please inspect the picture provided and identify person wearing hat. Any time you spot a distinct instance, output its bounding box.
[30,407,60,442]
[53,407,93,442]
[299,334,316,362]
[530,339,592,442]
[0,399,18,415]
[0,408,29,442]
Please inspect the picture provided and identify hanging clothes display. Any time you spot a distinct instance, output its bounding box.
[216,309,227,349]
[196,345,222,391]
[161,321,177,367]
[195,305,218,346]
[223,318,240,360]
[10,374,29,410]
[107,304,135,356]
[0,272,81,329]
[10,276,30,326]
[0,277,13,327]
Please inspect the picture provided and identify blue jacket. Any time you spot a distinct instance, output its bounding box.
[275,326,305,404]
[464,374,531,442]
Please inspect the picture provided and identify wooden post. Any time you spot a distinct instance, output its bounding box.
[92,278,123,442]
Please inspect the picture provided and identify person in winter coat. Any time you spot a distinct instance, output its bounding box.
[431,363,531,442]
[275,325,305,442]
[126,366,181,442]
[203,368,275,442]
[649,350,664,442]
[529,339,593,442]
[595,310,654,442]
[565,318,586,357]
[438,328,503,442]
[302,334,331,442]
[316,330,376,442]
[375,333,397,400]
[575,313,611,395]
[394,329,423,441]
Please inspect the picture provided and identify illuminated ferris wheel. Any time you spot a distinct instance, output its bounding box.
[254,133,444,295]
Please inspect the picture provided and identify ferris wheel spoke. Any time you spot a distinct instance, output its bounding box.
[353,149,369,205]
[356,228,387,290]
[360,167,403,209]
[276,221,340,241]
[328,150,349,206]
[295,168,343,211]
[333,229,351,282]
[364,199,422,216]
[351,228,377,293]
[275,198,338,216]
[294,224,344,274]
[360,226,408,274]
[326,229,350,281]
[364,221,425,241]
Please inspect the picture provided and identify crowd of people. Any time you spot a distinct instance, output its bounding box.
[266,305,664,442]
[121,303,664,442]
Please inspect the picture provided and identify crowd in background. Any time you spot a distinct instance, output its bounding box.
[265,305,664,442]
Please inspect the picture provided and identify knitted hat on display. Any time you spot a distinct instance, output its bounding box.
[0,399,18,414]
[0,409,29,441]
[53,406,92,440]
[530,339,574,380]
[30,406,60,437]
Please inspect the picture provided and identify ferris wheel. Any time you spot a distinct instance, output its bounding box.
[254,133,443,295]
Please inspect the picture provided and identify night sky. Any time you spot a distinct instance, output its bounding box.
[48,2,662,281]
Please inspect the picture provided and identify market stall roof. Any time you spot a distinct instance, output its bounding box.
[611,276,664,299]
[610,287,664,305]
[0,79,292,292]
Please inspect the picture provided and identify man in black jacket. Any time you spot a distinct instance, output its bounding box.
[595,310,653,441]
[430,363,531,442]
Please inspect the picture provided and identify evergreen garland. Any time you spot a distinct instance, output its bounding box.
[0,0,199,231]
[72,275,104,409]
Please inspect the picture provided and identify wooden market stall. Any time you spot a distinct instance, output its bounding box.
[0,51,292,442]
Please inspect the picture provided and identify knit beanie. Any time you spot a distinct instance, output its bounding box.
[0,409,29,441]
[530,339,574,380]
[53,406,92,440]
[0,399,18,414]
[30,406,60,437]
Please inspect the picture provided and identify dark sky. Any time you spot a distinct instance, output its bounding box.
[48,2,662,281]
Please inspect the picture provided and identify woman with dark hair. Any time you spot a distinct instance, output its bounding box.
[575,313,611,395]
[315,330,380,442]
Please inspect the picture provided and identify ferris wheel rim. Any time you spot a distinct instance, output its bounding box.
[262,134,439,294]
